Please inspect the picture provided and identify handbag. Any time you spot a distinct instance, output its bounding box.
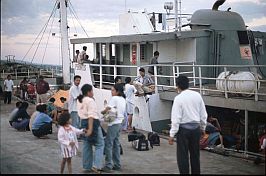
[103,106,117,123]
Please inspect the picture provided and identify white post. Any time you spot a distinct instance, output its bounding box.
[100,65,103,89]
[192,62,196,87]
[28,69,30,78]
[175,0,178,32]
[59,0,71,84]
[224,67,228,99]
[199,67,202,95]
[114,65,117,83]
[173,65,176,87]
[154,65,158,94]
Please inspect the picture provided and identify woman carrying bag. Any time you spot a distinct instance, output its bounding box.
[77,84,104,173]
[101,83,126,172]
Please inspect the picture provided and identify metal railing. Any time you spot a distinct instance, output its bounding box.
[86,62,266,101]
[1,68,62,80]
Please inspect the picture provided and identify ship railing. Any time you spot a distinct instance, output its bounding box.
[157,64,266,102]
[88,63,266,102]
[1,68,62,80]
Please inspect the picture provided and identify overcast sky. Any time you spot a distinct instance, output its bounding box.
[1,0,266,65]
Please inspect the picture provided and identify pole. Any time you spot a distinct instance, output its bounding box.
[175,0,178,32]
[244,109,248,154]
[59,0,71,84]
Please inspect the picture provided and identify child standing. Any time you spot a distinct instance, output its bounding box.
[57,112,86,174]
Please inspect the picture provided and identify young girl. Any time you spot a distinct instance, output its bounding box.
[57,112,86,174]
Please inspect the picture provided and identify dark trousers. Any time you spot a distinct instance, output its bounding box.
[32,122,52,138]
[4,91,12,104]
[12,119,30,131]
[176,127,201,174]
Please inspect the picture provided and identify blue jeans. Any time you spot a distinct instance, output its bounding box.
[70,111,80,129]
[104,123,121,169]
[83,126,105,170]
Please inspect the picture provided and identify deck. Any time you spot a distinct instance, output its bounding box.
[0,98,265,174]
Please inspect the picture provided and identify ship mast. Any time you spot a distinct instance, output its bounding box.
[58,0,71,84]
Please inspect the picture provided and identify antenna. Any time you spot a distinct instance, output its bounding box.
[125,0,127,13]
[174,0,182,32]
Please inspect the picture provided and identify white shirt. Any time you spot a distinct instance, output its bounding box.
[68,84,81,113]
[170,89,207,137]
[78,50,86,63]
[77,97,99,120]
[107,96,126,126]
[124,83,137,104]
[4,79,14,92]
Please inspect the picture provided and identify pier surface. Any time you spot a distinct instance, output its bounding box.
[0,98,265,174]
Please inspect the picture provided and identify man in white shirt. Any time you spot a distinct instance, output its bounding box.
[68,75,82,128]
[124,77,137,130]
[168,75,207,174]
[4,75,14,104]
[78,46,87,64]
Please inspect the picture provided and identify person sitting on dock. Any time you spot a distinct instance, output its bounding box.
[31,104,53,138]
[29,104,42,131]
[205,118,224,148]
[36,75,50,104]
[10,101,31,131]
[8,101,22,127]
[46,97,58,122]
[133,68,155,96]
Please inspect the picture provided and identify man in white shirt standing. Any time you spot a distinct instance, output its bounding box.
[168,75,207,174]
[4,75,14,104]
[77,46,87,64]
[124,77,137,131]
[68,75,82,129]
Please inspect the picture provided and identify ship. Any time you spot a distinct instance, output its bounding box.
[3,0,265,157]
[67,0,266,156]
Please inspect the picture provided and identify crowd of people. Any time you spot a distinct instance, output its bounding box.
[3,57,265,174]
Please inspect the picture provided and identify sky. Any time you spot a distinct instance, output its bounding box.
[1,0,266,65]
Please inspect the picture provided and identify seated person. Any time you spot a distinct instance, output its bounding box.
[9,101,22,126]
[29,103,42,131]
[59,97,68,112]
[31,104,53,138]
[205,116,224,148]
[259,126,266,155]
[133,68,155,96]
[56,97,69,123]
[10,102,30,131]
[46,97,58,121]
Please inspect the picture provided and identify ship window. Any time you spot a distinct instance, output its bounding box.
[237,31,249,45]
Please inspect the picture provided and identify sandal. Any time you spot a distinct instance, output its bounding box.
[91,167,101,174]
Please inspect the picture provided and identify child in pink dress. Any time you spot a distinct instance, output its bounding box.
[57,112,86,174]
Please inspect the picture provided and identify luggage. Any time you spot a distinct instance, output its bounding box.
[148,132,160,146]
[132,137,151,151]
[128,127,146,142]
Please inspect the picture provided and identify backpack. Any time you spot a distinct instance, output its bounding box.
[128,127,146,142]
[132,135,152,151]
[148,132,160,146]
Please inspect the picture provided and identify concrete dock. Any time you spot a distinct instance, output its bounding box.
[0,99,265,174]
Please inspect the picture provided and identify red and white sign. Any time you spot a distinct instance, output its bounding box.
[132,44,137,65]
[240,45,252,60]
